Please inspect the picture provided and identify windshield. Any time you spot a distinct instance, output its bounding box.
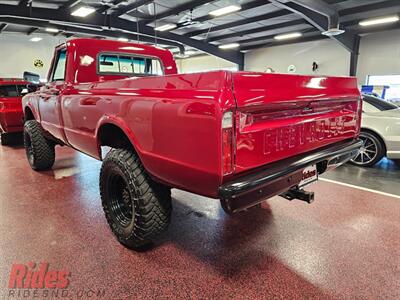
[363,95,398,111]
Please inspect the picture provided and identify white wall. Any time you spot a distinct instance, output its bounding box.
[0,33,66,80]
[176,55,237,73]
[244,38,351,76]
[244,29,400,86]
[357,29,400,85]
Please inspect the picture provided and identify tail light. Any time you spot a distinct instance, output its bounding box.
[222,111,234,175]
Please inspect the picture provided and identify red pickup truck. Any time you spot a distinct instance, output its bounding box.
[0,78,29,145]
[22,38,362,249]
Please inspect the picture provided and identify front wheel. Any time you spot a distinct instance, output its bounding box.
[350,131,385,167]
[23,120,55,170]
[100,148,172,250]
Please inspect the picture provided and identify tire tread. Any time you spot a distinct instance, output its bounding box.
[23,120,55,170]
[100,148,171,249]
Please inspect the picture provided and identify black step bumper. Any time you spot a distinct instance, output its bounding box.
[219,139,362,213]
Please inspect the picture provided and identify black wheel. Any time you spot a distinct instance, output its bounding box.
[100,148,172,250]
[0,133,10,145]
[23,120,55,170]
[350,131,385,167]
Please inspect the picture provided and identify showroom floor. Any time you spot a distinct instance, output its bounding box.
[0,144,399,299]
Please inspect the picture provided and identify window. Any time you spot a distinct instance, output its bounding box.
[363,95,398,112]
[367,75,400,103]
[0,85,27,98]
[119,56,133,73]
[52,49,67,81]
[98,53,164,76]
[0,85,18,97]
[99,54,119,73]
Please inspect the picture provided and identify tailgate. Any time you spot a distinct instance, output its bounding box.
[232,72,361,174]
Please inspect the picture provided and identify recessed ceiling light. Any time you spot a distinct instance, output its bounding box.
[154,24,177,31]
[359,16,400,27]
[30,37,42,42]
[45,28,58,33]
[274,32,302,40]
[118,37,128,42]
[71,6,96,17]
[209,5,241,17]
[218,43,240,49]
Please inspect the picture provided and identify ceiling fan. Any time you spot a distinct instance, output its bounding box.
[179,9,203,28]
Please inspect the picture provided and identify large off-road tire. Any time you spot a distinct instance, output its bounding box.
[0,133,11,146]
[350,131,385,167]
[23,120,55,171]
[100,148,172,250]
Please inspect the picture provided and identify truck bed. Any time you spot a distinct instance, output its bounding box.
[59,71,360,198]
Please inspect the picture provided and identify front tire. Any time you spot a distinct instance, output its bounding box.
[350,131,385,167]
[100,149,172,250]
[23,120,55,170]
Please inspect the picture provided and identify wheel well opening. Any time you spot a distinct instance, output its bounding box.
[98,124,134,156]
[361,128,387,154]
[24,107,34,121]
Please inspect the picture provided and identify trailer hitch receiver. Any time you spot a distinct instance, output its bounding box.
[280,187,315,204]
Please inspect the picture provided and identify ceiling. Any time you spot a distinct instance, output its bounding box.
[0,0,399,59]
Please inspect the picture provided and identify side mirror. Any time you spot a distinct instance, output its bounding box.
[23,71,40,85]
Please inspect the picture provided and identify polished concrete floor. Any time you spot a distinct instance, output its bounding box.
[0,143,399,299]
[323,158,400,196]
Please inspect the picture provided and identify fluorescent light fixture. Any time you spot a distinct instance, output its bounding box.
[71,6,96,17]
[209,5,241,17]
[274,32,302,40]
[218,43,240,49]
[155,24,177,31]
[359,16,399,27]
[118,37,129,42]
[45,28,58,33]
[30,37,42,42]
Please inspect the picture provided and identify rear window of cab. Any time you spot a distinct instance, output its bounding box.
[98,53,164,76]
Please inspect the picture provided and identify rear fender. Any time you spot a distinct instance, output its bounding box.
[95,115,143,161]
